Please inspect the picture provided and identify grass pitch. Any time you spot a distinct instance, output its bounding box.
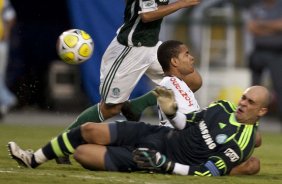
[0,123,282,184]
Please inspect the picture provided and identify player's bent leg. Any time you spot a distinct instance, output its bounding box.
[65,104,103,131]
[74,144,107,170]
[229,156,260,175]
[56,103,122,165]
[121,91,157,121]
[81,122,111,145]
[64,101,123,132]
[99,102,124,120]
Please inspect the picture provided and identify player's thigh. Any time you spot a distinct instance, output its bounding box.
[105,146,138,172]
[145,41,164,85]
[81,121,155,146]
[100,39,160,104]
[112,121,168,146]
[145,58,164,85]
[105,125,171,172]
[81,122,111,144]
[74,144,107,170]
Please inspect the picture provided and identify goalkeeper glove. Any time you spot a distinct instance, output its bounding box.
[152,86,178,119]
[133,148,175,173]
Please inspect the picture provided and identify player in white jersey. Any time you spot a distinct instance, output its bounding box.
[56,0,202,164]
[152,40,200,128]
[158,76,200,127]
[64,0,201,128]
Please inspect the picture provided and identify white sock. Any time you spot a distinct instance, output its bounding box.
[33,149,48,164]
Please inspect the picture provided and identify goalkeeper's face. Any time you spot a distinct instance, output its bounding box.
[235,86,269,124]
[175,44,195,77]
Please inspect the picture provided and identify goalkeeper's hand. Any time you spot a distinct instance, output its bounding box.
[152,86,178,118]
[133,148,175,173]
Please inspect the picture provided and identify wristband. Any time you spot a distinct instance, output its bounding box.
[170,112,186,130]
[172,163,190,175]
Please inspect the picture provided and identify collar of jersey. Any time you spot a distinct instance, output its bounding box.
[229,113,257,126]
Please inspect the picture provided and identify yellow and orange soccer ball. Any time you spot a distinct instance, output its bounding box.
[57,29,94,65]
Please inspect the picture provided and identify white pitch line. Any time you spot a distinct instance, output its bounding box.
[0,169,104,180]
[0,169,140,183]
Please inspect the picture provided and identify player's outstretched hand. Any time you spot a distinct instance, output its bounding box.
[152,86,178,118]
[133,148,175,173]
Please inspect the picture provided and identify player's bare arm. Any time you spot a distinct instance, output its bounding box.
[140,0,200,23]
[255,131,262,148]
[182,69,202,92]
[229,156,260,175]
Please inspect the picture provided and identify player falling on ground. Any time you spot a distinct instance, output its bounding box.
[7,85,268,176]
[7,40,268,176]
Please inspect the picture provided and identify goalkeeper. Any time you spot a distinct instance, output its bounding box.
[8,41,269,176]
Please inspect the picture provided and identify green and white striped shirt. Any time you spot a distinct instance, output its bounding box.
[117,0,169,47]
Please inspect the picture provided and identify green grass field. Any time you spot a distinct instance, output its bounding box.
[0,123,282,184]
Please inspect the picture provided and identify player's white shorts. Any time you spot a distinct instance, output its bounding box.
[100,37,164,104]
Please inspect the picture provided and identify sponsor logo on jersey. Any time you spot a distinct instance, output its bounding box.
[111,88,120,98]
[170,78,194,106]
[157,0,169,4]
[224,148,240,162]
[142,0,156,9]
[199,121,216,149]
[215,134,227,144]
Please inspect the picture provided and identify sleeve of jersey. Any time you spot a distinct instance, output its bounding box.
[139,0,158,14]
[187,156,228,176]
[185,149,242,176]
[172,146,243,176]
[169,109,207,130]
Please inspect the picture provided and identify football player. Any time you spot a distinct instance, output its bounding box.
[8,40,268,176]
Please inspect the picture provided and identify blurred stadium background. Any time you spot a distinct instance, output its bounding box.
[1,0,280,130]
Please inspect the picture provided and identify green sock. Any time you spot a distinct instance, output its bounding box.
[65,104,103,131]
[128,91,157,117]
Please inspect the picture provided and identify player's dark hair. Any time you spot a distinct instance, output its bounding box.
[157,40,184,72]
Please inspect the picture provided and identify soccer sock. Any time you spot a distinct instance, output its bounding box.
[128,91,157,116]
[65,104,104,130]
[31,127,84,168]
[31,149,47,168]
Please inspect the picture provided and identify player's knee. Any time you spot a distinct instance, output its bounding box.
[81,123,99,141]
[73,145,84,162]
[81,122,111,144]
[81,122,96,133]
[100,102,123,118]
[73,146,94,170]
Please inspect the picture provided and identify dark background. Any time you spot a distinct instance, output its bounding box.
[8,0,72,110]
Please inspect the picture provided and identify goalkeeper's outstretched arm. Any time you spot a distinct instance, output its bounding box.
[133,148,230,176]
[153,86,207,130]
[152,86,187,130]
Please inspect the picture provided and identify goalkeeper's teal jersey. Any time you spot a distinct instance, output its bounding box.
[165,100,258,176]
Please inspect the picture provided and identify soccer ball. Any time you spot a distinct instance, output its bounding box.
[57,29,94,65]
